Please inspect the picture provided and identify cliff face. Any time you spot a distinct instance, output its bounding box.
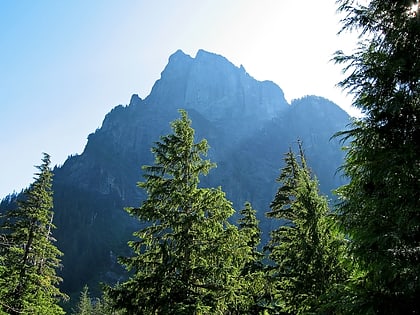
[5,50,350,298]
[148,49,287,121]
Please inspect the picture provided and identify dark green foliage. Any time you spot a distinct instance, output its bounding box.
[237,202,269,314]
[0,153,67,314]
[266,143,348,314]
[238,202,263,267]
[334,0,420,313]
[106,110,247,314]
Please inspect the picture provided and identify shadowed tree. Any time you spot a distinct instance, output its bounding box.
[237,202,268,314]
[334,0,420,313]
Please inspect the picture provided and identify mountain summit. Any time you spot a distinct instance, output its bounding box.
[1,50,350,302]
[148,49,287,121]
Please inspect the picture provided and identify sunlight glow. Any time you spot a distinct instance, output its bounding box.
[408,2,419,16]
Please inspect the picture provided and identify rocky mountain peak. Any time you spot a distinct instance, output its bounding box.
[147,49,288,122]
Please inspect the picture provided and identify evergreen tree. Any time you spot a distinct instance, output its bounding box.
[107,110,245,314]
[0,153,67,314]
[237,202,268,314]
[73,285,93,315]
[72,285,119,315]
[238,202,261,261]
[0,234,11,314]
[334,0,420,313]
[266,143,348,314]
[92,290,121,315]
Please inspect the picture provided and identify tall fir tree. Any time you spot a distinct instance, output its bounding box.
[238,201,264,278]
[266,143,348,314]
[106,110,246,314]
[237,202,268,314]
[0,153,67,315]
[334,1,420,313]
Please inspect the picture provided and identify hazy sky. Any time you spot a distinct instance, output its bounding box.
[0,0,359,198]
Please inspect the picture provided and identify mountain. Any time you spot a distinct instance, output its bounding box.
[1,49,350,302]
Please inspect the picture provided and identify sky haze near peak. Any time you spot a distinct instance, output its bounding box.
[0,0,358,197]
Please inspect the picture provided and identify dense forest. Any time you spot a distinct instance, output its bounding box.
[1,0,419,314]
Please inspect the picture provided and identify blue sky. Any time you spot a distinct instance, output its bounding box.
[0,0,358,197]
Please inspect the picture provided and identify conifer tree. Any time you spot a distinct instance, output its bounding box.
[238,202,261,260]
[73,285,93,315]
[107,110,245,314]
[72,285,119,315]
[92,291,120,315]
[266,143,348,314]
[0,153,67,315]
[237,202,268,314]
[334,1,420,313]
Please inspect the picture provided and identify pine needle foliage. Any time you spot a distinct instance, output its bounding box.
[237,202,269,314]
[107,110,246,314]
[0,153,67,315]
[334,0,420,313]
[266,142,348,314]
